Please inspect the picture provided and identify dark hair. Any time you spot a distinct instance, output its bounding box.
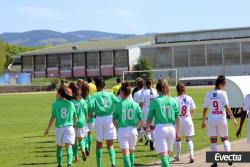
[87,77,93,83]
[116,77,121,83]
[60,79,68,87]
[176,82,185,96]
[58,87,73,100]
[120,82,131,97]
[70,82,81,100]
[215,75,226,89]
[156,79,170,95]
[94,77,105,89]
[146,79,153,88]
[137,78,144,89]
[81,81,90,99]
[77,79,84,86]
[69,82,75,90]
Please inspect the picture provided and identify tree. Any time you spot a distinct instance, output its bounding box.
[133,56,153,79]
[0,40,6,74]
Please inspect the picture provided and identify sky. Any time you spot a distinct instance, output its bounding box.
[1,0,250,34]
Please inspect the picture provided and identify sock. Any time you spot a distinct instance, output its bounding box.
[79,139,85,152]
[56,147,62,166]
[88,134,92,149]
[150,130,154,141]
[123,154,131,167]
[130,153,135,167]
[84,137,89,150]
[138,128,143,139]
[210,138,217,152]
[187,139,194,158]
[72,143,78,157]
[96,148,103,167]
[221,137,231,151]
[161,155,170,167]
[66,146,73,165]
[108,147,116,165]
[176,140,181,156]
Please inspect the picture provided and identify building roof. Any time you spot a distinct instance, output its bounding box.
[20,35,154,56]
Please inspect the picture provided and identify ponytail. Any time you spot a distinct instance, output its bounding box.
[156,79,170,95]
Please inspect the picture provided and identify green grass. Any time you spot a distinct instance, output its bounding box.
[0,87,248,167]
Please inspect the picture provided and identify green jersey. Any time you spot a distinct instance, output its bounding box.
[89,91,119,117]
[71,99,88,128]
[85,96,95,123]
[113,99,142,128]
[52,98,76,128]
[148,95,179,125]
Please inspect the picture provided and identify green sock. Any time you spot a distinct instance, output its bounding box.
[72,143,78,157]
[88,134,92,149]
[84,137,89,150]
[161,155,170,167]
[66,146,73,165]
[123,154,131,167]
[130,153,135,167]
[79,139,85,152]
[96,148,103,167]
[108,147,116,165]
[56,147,62,166]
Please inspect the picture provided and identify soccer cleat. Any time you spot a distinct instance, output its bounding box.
[139,138,143,143]
[228,161,233,166]
[67,165,72,167]
[82,151,87,161]
[74,157,78,163]
[145,140,149,146]
[211,162,217,167]
[57,165,62,167]
[111,165,116,167]
[149,140,154,150]
[190,158,194,163]
[173,155,180,161]
[85,148,90,156]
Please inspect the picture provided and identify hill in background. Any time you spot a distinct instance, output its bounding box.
[0,30,135,47]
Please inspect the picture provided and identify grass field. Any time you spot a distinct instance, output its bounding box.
[0,87,248,167]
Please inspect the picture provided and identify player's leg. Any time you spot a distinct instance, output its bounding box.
[208,118,218,152]
[64,126,75,167]
[72,138,78,162]
[174,122,182,161]
[129,127,138,167]
[55,128,63,167]
[78,137,87,161]
[65,143,73,167]
[95,117,104,167]
[96,141,103,167]
[186,136,194,163]
[137,127,144,143]
[219,117,230,151]
[149,125,155,150]
[107,140,116,167]
[87,122,94,154]
[56,145,63,167]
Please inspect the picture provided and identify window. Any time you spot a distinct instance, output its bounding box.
[60,54,72,70]
[47,55,58,68]
[141,48,157,68]
[73,52,85,67]
[223,42,240,65]
[206,44,222,66]
[34,55,45,71]
[189,45,205,66]
[115,50,128,68]
[241,42,250,64]
[22,56,33,70]
[87,52,99,69]
[101,51,113,65]
[173,46,188,67]
[156,47,172,68]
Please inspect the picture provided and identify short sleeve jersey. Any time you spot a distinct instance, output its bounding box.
[140,88,158,112]
[112,83,121,95]
[52,99,76,128]
[71,99,88,128]
[175,95,196,118]
[148,95,179,125]
[89,91,119,116]
[203,89,229,118]
[243,94,250,120]
[133,89,143,104]
[113,99,142,128]
[88,83,97,96]
[85,95,95,123]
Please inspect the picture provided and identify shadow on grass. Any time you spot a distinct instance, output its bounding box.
[35,140,54,144]
[34,146,55,149]
[23,135,43,139]
[30,150,54,153]
[19,162,56,166]
[135,162,161,166]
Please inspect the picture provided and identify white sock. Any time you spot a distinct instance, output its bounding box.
[150,130,154,141]
[223,140,231,151]
[138,128,143,139]
[187,140,194,158]
[176,141,181,156]
[210,143,217,152]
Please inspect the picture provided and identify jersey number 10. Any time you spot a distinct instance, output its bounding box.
[122,109,134,121]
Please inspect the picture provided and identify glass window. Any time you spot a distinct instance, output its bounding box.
[87,52,99,69]
[101,51,113,65]
[73,52,85,67]
[115,50,128,68]
[189,45,205,66]
[22,56,33,70]
[207,44,222,66]
[60,54,72,70]
[223,42,240,65]
[156,47,172,68]
[173,46,188,67]
[47,55,58,68]
[241,42,250,64]
[34,55,45,71]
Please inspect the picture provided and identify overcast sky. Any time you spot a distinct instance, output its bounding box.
[1,0,250,34]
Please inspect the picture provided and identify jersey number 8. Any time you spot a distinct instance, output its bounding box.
[61,108,68,119]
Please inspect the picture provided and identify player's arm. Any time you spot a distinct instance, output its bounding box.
[202,108,208,129]
[44,117,55,136]
[137,104,143,128]
[146,102,154,134]
[190,97,196,116]
[112,105,118,128]
[236,110,247,137]
[174,101,180,138]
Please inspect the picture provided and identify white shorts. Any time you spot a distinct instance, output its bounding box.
[142,110,148,124]
[95,115,117,142]
[86,122,95,132]
[75,127,86,138]
[154,124,176,153]
[247,120,250,144]
[207,116,228,137]
[55,126,75,146]
[179,117,195,137]
[118,127,138,150]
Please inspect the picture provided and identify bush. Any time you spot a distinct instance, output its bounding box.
[50,78,59,90]
[133,56,153,79]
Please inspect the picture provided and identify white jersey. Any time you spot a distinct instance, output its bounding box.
[139,88,158,112]
[133,89,143,104]
[175,95,196,119]
[243,94,250,120]
[203,89,229,118]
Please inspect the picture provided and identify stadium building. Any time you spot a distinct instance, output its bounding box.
[18,27,250,78]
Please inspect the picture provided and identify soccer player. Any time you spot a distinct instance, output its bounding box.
[132,77,142,98]
[112,77,122,95]
[133,78,144,142]
[88,77,119,167]
[174,82,196,163]
[87,77,97,95]
[44,87,76,167]
[113,82,143,167]
[202,75,237,167]
[236,93,250,144]
[70,83,88,162]
[146,79,179,167]
[139,79,158,150]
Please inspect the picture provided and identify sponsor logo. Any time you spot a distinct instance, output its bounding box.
[206,152,250,163]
